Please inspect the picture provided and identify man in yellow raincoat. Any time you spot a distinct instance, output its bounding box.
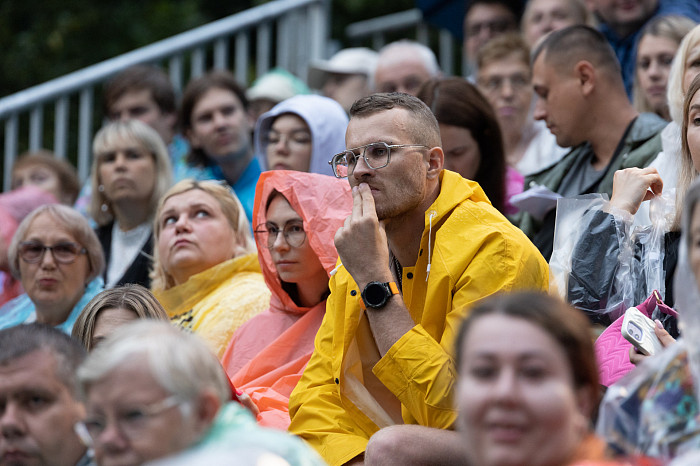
[288,93,548,465]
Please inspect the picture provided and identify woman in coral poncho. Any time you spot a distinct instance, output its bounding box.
[221,170,351,429]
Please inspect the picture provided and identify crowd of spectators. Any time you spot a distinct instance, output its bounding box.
[2,0,700,464]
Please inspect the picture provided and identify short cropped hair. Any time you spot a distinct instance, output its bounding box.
[8,204,105,282]
[349,93,441,148]
[180,71,249,168]
[417,77,506,213]
[89,119,174,226]
[151,179,255,291]
[455,292,599,408]
[11,150,81,205]
[377,40,441,77]
[72,284,169,351]
[532,25,621,79]
[78,320,230,404]
[103,64,177,117]
[0,323,87,397]
[477,32,530,71]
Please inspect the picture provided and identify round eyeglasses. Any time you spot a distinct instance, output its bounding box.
[75,396,182,446]
[19,241,87,264]
[328,142,428,178]
[254,220,306,249]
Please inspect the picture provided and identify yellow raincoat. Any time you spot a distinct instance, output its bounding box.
[154,253,271,358]
[288,170,549,465]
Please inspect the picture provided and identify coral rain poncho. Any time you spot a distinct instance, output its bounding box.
[221,170,351,429]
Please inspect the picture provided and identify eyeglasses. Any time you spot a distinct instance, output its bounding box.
[478,73,531,94]
[19,241,87,264]
[76,396,182,446]
[255,220,306,249]
[328,142,428,178]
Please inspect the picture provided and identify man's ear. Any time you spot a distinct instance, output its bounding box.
[426,146,444,180]
[574,60,596,97]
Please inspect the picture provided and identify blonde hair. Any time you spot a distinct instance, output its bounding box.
[72,284,168,351]
[150,179,255,291]
[633,16,697,118]
[676,74,700,229]
[89,119,173,226]
[667,24,700,125]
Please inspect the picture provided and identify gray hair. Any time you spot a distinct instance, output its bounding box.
[77,320,230,405]
[8,204,105,282]
[377,40,441,77]
[89,119,174,226]
[0,323,87,397]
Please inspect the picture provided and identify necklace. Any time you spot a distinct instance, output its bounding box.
[392,253,403,291]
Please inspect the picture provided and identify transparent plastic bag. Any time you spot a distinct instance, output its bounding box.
[550,192,675,324]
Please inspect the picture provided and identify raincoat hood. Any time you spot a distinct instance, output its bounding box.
[254,95,349,176]
[253,170,352,314]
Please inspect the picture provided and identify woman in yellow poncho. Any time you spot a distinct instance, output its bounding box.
[151,179,270,357]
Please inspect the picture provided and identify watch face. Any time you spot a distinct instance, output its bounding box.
[365,282,387,306]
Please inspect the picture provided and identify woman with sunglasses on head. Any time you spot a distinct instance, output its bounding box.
[221,170,351,429]
[0,204,105,333]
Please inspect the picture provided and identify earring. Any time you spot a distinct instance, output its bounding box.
[101,203,108,212]
[98,184,105,192]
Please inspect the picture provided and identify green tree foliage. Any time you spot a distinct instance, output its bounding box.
[0,0,253,96]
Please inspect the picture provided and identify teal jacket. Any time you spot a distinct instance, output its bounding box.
[518,113,667,259]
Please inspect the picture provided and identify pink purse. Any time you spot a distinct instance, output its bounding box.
[594,291,677,387]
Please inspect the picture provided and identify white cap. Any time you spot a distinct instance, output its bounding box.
[246,69,310,103]
[307,47,379,90]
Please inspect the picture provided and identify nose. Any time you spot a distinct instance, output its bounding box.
[647,60,662,79]
[113,152,128,169]
[95,421,129,452]
[273,136,289,154]
[351,152,375,181]
[533,98,546,121]
[491,368,519,405]
[39,246,57,269]
[501,80,514,98]
[0,402,26,439]
[174,214,191,233]
[271,230,290,251]
[213,111,229,129]
[116,111,130,123]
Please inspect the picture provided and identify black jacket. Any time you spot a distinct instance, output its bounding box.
[95,222,153,288]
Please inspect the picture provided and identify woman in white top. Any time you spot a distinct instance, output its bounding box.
[89,119,173,288]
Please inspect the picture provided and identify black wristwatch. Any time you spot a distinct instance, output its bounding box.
[360,281,399,310]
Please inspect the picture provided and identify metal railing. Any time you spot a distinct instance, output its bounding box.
[0,0,329,190]
[345,8,464,78]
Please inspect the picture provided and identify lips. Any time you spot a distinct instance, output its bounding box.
[37,277,59,287]
[1,449,33,462]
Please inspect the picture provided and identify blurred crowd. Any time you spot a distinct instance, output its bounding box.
[2,0,700,465]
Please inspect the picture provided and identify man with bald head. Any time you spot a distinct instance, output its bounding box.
[519,25,667,259]
[373,41,441,96]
